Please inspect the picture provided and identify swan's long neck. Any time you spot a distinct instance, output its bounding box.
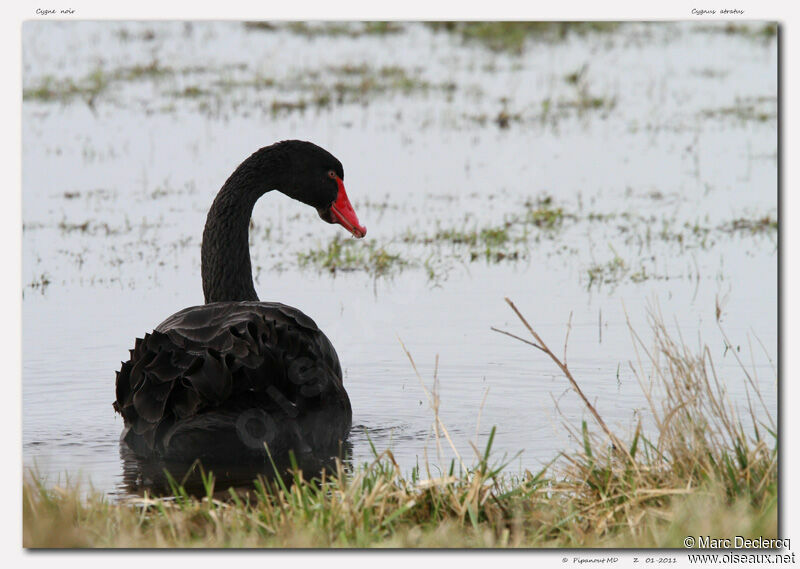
[201,147,286,303]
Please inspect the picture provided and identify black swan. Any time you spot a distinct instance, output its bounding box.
[113,140,366,467]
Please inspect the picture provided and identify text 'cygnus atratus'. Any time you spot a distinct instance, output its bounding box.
[113,140,366,467]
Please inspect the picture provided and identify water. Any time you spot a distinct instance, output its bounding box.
[22,21,778,497]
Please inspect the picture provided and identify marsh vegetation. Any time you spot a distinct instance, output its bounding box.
[24,307,776,547]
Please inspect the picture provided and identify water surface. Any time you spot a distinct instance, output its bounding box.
[22,21,777,497]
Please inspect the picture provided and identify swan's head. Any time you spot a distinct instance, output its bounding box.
[277,140,367,239]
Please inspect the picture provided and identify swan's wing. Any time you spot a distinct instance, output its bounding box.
[114,302,350,457]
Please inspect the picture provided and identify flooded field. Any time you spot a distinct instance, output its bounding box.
[22,21,777,497]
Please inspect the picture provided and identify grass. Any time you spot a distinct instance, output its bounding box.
[24,302,776,548]
[23,55,447,119]
[587,253,627,288]
[467,65,617,129]
[253,64,449,115]
[701,97,777,123]
[244,21,405,38]
[721,215,778,235]
[295,197,565,278]
[23,69,109,105]
[468,88,616,129]
[291,199,776,285]
[398,195,567,266]
[695,22,777,41]
[403,223,522,265]
[426,22,620,54]
[524,196,565,229]
[56,217,147,237]
[173,86,209,99]
[23,60,178,104]
[26,273,52,294]
[579,209,778,288]
[323,64,448,105]
[297,235,408,277]
[26,24,628,118]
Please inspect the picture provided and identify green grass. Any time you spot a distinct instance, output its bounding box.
[579,209,777,288]
[696,22,777,40]
[23,69,109,104]
[524,196,565,228]
[700,94,777,124]
[246,64,447,114]
[403,222,523,265]
[23,61,175,104]
[587,254,627,288]
[293,199,775,285]
[325,64,442,101]
[701,103,776,123]
[23,304,776,548]
[296,198,564,277]
[426,22,620,54]
[400,196,567,265]
[297,235,407,277]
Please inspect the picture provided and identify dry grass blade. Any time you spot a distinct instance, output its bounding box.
[496,297,633,463]
[397,336,466,472]
[489,326,546,352]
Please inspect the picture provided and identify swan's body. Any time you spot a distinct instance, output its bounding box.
[114,140,366,466]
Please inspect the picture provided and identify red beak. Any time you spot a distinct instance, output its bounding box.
[330,178,366,238]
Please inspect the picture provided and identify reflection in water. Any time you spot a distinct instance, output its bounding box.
[118,439,352,497]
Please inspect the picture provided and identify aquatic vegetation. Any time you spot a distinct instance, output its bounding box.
[553,64,617,118]
[587,252,627,288]
[244,21,405,38]
[468,74,616,128]
[297,235,408,277]
[173,85,209,98]
[242,21,278,32]
[405,195,567,253]
[115,27,157,42]
[557,94,616,114]
[695,22,778,41]
[579,208,778,289]
[296,202,566,277]
[23,69,109,104]
[701,96,777,123]
[55,217,152,237]
[272,194,776,288]
[403,222,521,265]
[213,74,275,91]
[426,21,620,54]
[26,273,52,294]
[270,99,308,115]
[322,64,449,103]
[121,60,173,80]
[23,60,190,104]
[225,64,453,116]
[720,215,778,235]
[523,196,565,229]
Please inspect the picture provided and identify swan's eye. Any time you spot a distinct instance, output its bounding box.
[327,170,337,180]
